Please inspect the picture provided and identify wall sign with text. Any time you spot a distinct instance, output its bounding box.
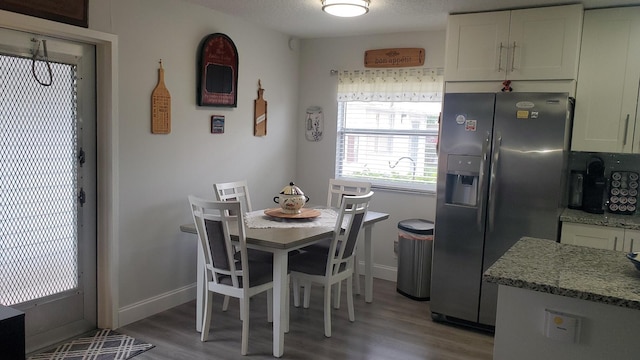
[364,48,425,68]
[197,33,238,107]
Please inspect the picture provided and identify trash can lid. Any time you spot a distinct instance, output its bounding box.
[397,219,434,235]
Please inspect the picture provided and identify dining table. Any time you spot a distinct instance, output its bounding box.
[179,207,389,358]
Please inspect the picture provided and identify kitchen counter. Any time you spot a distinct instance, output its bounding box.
[484,236,640,310]
[561,207,640,230]
[485,237,640,360]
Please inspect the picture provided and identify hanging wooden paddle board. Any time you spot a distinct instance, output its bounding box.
[151,60,171,134]
[254,80,267,136]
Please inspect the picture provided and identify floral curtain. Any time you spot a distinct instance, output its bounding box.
[337,68,444,102]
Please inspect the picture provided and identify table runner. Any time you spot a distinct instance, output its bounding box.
[245,208,339,229]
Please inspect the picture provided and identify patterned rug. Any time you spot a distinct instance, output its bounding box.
[28,329,154,360]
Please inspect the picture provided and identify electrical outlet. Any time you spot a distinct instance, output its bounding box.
[544,309,581,343]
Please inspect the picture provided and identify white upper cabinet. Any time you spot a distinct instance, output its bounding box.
[571,7,640,153]
[444,4,583,82]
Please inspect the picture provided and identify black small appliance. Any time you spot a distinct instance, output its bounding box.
[582,156,606,214]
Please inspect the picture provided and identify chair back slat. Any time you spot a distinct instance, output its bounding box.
[214,180,253,213]
[326,179,371,208]
[328,191,373,277]
[189,196,248,289]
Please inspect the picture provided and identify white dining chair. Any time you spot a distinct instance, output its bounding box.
[214,180,253,213]
[298,179,372,308]
[189,196,285,355]
[289,191,373,337]
[213,180,277,312]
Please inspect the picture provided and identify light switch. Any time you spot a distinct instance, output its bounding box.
[544,309,580,343]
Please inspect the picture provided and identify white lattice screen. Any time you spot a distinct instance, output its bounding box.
[0,54,79,305]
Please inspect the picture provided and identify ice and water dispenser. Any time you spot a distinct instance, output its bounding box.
[444,155,480,207]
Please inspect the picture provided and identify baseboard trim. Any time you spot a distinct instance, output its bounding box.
[117,283,196,328]
[358,262,397,282]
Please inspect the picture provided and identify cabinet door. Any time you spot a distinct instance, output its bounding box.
[508,5,583,80]
[560,223,625,251]
[571,7,640,153]
[444,11,510,81]
[623,229,640,252]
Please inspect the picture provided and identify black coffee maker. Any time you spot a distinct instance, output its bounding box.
[582,156,606,214]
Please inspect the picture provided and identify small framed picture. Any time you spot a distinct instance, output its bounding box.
[211,115,225,134]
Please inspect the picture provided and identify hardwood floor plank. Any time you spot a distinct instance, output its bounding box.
[119,278,494,359]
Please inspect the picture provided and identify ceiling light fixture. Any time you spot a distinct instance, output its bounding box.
[322,0,370,18]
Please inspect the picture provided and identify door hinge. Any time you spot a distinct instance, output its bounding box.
[78,188,86,207]
[78,147,85,167]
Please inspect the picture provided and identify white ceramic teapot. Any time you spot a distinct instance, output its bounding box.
[273,182,310,214]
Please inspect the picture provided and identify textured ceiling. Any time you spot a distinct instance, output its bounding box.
[182,0,640,38]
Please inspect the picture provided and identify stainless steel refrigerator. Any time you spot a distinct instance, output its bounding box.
[430,92,572,329]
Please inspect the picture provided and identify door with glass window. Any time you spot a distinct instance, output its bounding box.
[0,28,97,353]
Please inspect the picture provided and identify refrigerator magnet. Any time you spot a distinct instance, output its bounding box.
[456,114,466,124]
[465,119,477,131]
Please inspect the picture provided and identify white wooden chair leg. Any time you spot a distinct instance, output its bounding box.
[347,275,355,322]
[267,288,273,323]
[303,281,311,309]
[353,254,361,295]
[222,295,230,311]
[241,297,250,355]
[333,282,341,309]
[324,284,332,338]
[292,277,301,308]
[201,291,213,342]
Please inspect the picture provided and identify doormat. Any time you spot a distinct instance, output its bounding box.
[28,329,154,360]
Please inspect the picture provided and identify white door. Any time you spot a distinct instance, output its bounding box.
[0,28,97,353]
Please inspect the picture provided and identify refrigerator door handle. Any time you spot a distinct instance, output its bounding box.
[477,131,490,229]
[488,132,502,232]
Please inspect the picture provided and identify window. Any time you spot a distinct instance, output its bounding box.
[335,68,443,192]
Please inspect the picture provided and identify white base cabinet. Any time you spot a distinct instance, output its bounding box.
[444,4,583,82]
[571,7,640,153]
[560,222,640,252]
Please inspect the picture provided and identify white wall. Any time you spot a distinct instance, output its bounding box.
[296,31,446,281]
[88,0,301,326]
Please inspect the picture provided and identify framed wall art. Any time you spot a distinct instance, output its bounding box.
[211,115,225,134]
[0,0,88,28]
[197,33,238,107]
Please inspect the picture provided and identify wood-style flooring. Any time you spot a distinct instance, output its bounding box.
[119,278,494,359]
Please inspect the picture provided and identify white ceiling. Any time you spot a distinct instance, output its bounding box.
[183,0,640,39]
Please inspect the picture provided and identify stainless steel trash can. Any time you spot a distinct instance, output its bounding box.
[396,219,434,301]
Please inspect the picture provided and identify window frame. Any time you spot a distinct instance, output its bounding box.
[335,100,440,193]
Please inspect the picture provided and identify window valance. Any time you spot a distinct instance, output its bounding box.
[337,68,444,102]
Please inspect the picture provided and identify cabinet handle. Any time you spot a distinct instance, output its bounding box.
[498,42,505,72]
[631,238,635,252]
[614,236,618,250]
[623,114,630,146]
[510,41,517,72]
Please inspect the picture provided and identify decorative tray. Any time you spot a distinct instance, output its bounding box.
[264,208,321,219]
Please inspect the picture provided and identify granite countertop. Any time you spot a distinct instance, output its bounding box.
[561,208,640,230]
[484,237,640,310]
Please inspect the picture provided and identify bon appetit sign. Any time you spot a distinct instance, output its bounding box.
[364,48,425,68]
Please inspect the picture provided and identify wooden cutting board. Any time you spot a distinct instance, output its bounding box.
[254,80,267,136]
[151,60,171,134]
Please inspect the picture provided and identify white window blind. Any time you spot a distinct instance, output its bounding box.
[336,68,444,192]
